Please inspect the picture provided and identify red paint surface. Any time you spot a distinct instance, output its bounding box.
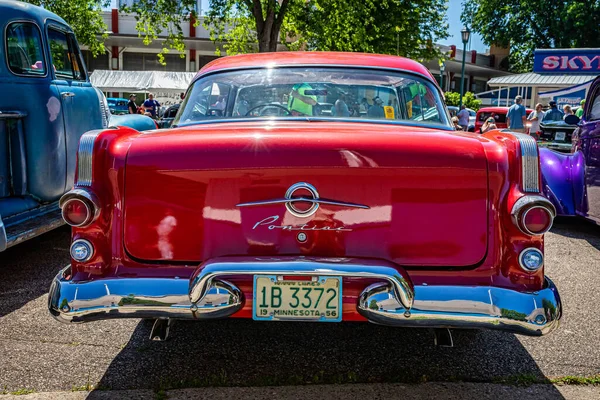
[67,55,548,321]
[123,122,488,267]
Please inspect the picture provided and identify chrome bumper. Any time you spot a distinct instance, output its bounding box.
[48,257,561,336]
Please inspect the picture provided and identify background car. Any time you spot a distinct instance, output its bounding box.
[49,52,561,344]
[537,118,577,152]
[540,75,600,220]
[107,97,129,115]
[0,1,156,252]
[157,103,180,128]
[475,106,533,133]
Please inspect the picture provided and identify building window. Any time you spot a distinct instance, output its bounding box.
[123,52,186,71]
[472,80,487,94]
[81,50,109,72]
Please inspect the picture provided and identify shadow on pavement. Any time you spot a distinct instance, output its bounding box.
[0,226,70,317]
[93,319,564,398]
[552,217,600,251]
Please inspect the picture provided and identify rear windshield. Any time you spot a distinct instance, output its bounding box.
[174,67,451,129]
[478,112,506,124]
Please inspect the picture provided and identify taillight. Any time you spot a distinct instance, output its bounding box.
[522,206,553,235]
[511,195,556,236]
[62,198,91,227]
[59,189,99,227]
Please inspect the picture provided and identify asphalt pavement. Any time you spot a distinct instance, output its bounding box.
[0,219,599,398]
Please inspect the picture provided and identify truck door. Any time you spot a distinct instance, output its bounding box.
[47,24,102,192]
[581,82,600,220]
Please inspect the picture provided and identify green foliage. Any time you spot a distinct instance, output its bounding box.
[461,0,600,72]
[286,0,449,61]
[205,1,293,55]
[23,1,110,57]
[120,0,195,64]
[444,91,482,110]
[445,92,461,107]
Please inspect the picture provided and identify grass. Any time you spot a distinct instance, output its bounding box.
[8,388,35,395]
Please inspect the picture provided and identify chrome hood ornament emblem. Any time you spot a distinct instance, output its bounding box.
[236,182,369,218]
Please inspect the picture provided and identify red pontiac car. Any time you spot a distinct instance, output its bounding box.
[475,106,533,133]
[49,52,561,343]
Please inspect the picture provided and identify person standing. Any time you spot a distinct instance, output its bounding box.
[527,103,544,137]
[127,94,137,114]
[457,105,470,131]
[506,95,526,133]
[143,93,161,118]
[367,97,385,118]
[332,93,350,117]
[563,104,574,117]
[542,101,564,122]
[576,99,585,118]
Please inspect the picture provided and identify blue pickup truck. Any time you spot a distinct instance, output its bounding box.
[0,0,156,251]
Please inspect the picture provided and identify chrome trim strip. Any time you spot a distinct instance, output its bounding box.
[358,277,561,336]
[0,214,7,252]
[48,265,242,323]
[189,257,414,310]
[513,132,540,193]
[511,195,556,236]
[76,130,102,186]
[518,247,544,272]
[237,182,369,217]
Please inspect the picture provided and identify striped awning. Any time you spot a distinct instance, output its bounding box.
[488,72,597,87]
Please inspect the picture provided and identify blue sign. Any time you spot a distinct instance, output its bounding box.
[533,49,600,74]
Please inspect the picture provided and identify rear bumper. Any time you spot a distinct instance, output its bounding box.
[48,257,561,336]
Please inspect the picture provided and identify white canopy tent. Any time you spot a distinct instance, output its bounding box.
[90,70,196,93]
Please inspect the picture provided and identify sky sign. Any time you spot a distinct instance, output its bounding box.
[533,49,600,74]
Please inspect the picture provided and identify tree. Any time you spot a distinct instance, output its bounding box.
[461,0,600,72]
[444,92,482,110]
[204,0,294,55]
[286,0,448,61]
[23,0,110,56]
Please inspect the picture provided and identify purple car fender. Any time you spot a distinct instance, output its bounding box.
[539,147,587,216]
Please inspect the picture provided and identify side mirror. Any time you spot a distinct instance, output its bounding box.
[564,114,580,125]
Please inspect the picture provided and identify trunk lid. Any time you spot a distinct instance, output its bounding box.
[123,121,488,267]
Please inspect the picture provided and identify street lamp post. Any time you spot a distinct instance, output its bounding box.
[440,62,446,92]
[459,27,471,109]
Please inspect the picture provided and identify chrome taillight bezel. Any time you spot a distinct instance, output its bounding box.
[59,189,100,227]
[511,195,556,236]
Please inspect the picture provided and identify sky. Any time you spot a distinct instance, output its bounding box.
[109,0,488,53]
[440,0,487,53]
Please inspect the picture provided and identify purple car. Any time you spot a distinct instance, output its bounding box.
[540,75,600,221]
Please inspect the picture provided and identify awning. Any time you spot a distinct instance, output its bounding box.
[488,72,596,87]
[90,70,196,93]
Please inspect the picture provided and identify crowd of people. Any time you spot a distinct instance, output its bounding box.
[126,92,186,118]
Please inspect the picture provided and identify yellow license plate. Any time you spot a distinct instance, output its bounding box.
[253,276,342,322]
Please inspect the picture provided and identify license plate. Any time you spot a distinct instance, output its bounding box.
[555,131,566,141]
[253,275,342,322]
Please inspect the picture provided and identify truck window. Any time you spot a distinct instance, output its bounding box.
[48,28,86,81]
[6,22,46,77]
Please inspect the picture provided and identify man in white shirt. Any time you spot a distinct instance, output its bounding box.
[527,103,545,137]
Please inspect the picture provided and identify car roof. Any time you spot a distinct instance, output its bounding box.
[477,106,533,114]
[0,0,69,28]
[197,52,436,82]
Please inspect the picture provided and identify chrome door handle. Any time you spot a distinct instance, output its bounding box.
[61,92,75,98]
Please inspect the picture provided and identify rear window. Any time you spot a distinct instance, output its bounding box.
[6,22,46,77]
[478,112,506,124]
[174,67,451,129]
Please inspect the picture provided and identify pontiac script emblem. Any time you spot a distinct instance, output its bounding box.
[236,182,369,218]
